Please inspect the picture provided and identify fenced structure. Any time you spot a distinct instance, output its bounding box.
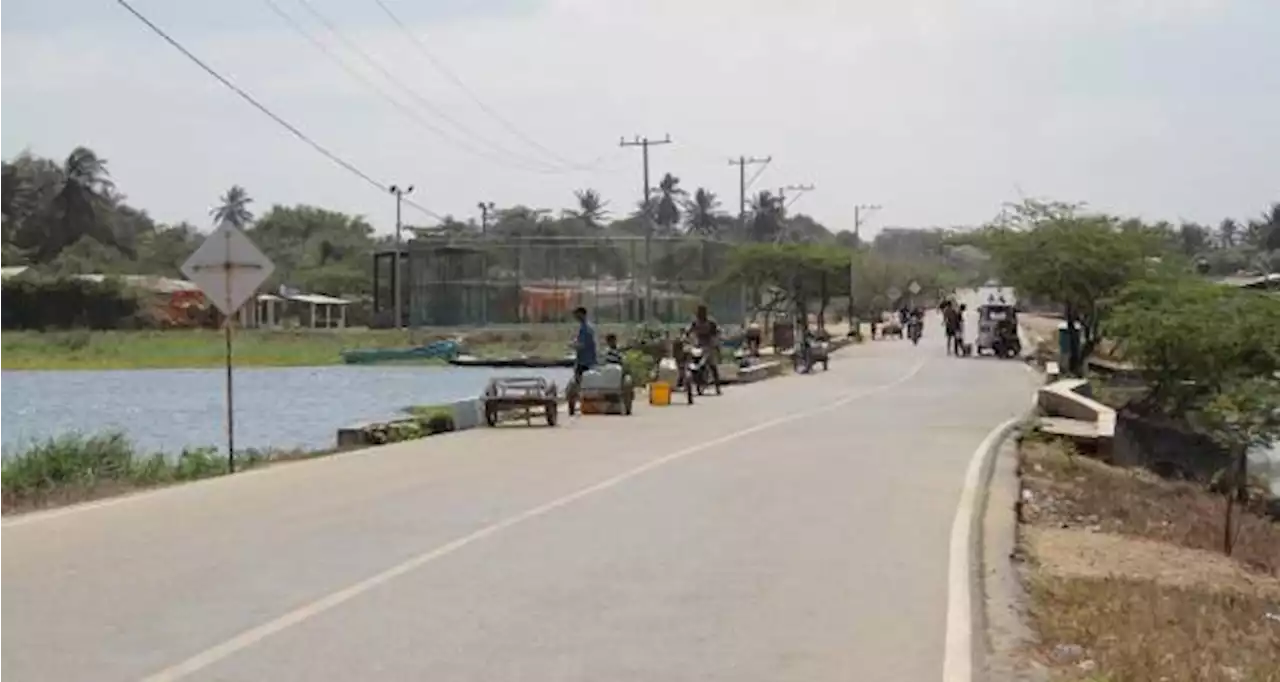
[372,235,746,328]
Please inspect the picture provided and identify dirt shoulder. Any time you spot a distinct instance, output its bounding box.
[1012,439,1280,681]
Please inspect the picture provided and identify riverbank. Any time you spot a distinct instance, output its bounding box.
[1,326,608,370]
[0,432,333,514]
[1015,438,1279,680]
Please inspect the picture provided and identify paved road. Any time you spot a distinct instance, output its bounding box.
[2,328,1037,682]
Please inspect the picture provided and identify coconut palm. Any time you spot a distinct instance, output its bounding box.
[44,147,123,260]
[564,189,610,229]
[749,190,784,242]
[653,173,686,233]
[211,185,254,228]
[682,188,723,237]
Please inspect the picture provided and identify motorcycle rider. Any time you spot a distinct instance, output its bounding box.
[685,304,722,393]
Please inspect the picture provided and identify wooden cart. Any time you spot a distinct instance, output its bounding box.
[482,376,559,427]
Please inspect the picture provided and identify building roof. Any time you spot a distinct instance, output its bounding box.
[286,293,351,306]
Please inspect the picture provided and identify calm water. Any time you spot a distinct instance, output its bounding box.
[2,366,571,456]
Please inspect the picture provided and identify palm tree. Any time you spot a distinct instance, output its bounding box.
[44,147,122,260]
[564,189,610,229]
[211,185,254,228]
[653,173,686,233]
[682,188,723,237]
[749,190,784,242]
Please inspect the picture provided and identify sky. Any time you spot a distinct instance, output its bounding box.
[4,0,1279,236]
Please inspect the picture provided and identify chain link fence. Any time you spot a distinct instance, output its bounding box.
[397,236,744,328]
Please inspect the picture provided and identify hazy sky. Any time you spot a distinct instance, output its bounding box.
[4,0,1278,236]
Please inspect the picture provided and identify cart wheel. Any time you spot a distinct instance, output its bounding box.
[485,408,497,427]
[546,404,558,427]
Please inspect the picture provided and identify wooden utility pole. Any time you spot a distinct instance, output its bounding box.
[729,155,771,226]
[619,134,672,322]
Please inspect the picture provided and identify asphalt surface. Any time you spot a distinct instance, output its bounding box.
[2,326,1037,682]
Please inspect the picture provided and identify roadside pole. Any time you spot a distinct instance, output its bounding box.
[183,221,274,474]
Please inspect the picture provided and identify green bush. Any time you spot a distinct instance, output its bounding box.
[0,433,255,510]
[622,349,656,384]
[1,274,146,330]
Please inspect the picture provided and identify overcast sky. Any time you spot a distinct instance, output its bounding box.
[4,0,1278,236]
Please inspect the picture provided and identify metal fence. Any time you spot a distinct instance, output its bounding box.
[379,236,745,327]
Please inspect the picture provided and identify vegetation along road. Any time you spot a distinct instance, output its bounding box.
[1,334,1036,682]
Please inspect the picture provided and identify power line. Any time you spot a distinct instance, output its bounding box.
[729,155,771,220]
[369,0,594,171]
[114,0,441,221]
[294,0,562,174]
[260,0,551,176]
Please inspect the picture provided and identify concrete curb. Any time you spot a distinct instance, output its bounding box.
[945,416,1023,682]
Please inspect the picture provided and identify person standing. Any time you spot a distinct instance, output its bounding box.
[571,306,597,383]
[942,300,960,355]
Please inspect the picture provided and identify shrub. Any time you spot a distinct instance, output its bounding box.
[1,274,146,330]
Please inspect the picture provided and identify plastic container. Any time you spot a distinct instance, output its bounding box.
[649,381,672,406]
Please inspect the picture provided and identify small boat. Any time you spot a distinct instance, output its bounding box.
[448,354,575,369]
[341,339,461,365]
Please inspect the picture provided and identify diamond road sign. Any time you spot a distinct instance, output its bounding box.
[908,280,921,295]
[886,286,902,302]
[181,221,274,315]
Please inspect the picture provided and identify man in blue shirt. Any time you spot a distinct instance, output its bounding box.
[572,306,597,382]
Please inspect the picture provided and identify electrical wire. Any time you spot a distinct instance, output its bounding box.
[294,0,565,174]
[368,0,597,171]
[114,0,443,221]
[260,0,555,176]
[744,159,771,190]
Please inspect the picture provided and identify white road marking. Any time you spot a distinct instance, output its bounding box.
[942,416,1020,682]
[137,358,929,682]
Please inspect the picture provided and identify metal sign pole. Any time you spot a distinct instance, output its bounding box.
[222,231,236,474]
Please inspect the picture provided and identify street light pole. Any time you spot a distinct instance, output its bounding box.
[478,201,495,237]
[390,184,414,329]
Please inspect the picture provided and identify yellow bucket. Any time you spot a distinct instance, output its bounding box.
[648,381,672,406]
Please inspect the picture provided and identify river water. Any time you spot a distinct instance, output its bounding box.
[1,366,571,456]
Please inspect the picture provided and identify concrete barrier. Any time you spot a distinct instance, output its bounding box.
[1036,378,1116,451]
[335,397,488,448]
[729,360,785,384]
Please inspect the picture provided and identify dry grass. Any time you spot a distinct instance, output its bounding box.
[1020,440,1280,576]
[1029,574,1280,682]
[1017,439,1280,681]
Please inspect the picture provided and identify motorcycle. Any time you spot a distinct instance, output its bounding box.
[907,318,923,346]
[683,342,719,403]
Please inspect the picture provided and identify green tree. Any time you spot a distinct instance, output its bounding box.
[210,185,254,229]
[748,190,784,242]
[653,173,685,234]
[682,188,723,237]
[564,189,609,230]
[981,199,1167,375]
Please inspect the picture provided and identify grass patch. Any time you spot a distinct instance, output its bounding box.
[1,432,328,514]
[1017,438,1280,681]
[0,324,685,370]
[0,328,423,370]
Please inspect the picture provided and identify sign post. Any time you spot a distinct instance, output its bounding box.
[182,221,275,473]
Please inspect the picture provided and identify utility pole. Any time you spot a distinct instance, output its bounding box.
[848,203,882,334]
[477,201,495,237]
[390,184,414,329]
[778,183,816,211]
[853,203,882,243]
[729,155,771,226]
[619,134,672,323]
